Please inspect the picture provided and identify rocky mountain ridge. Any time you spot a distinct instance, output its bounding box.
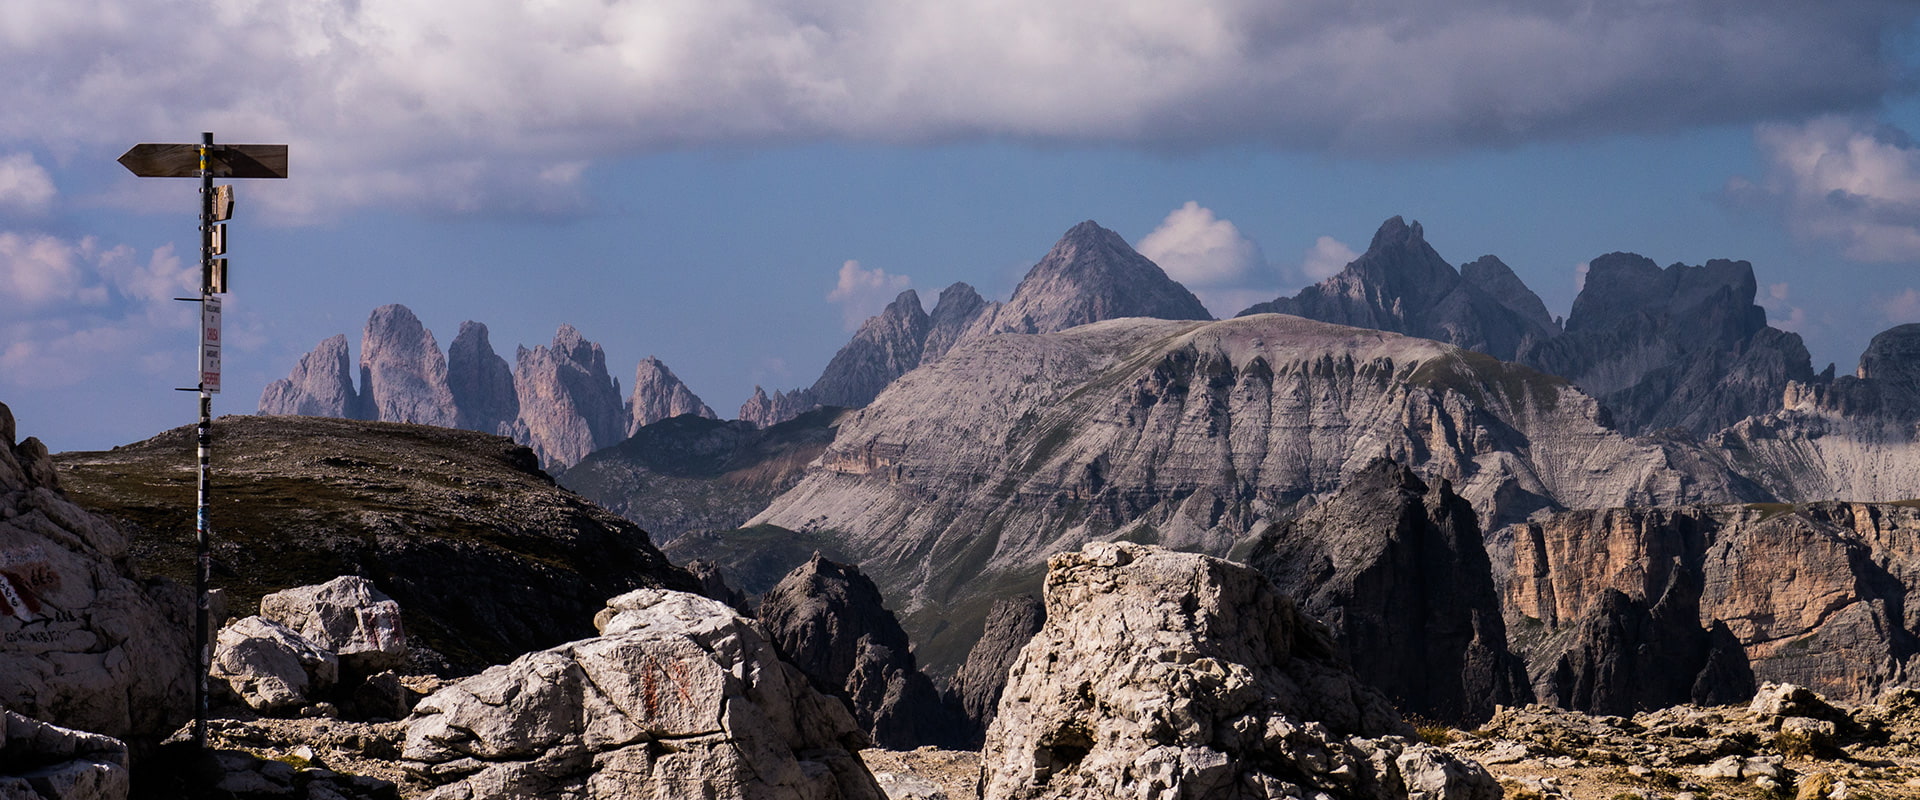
[261,305,716,468]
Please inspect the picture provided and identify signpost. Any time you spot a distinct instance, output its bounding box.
[120,133,286,749]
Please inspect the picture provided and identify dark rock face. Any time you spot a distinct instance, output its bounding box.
[1519,253,1814,436]
[512,324,627,468]
[626,356,717,434]
[55,415,699,675]
[1858,323,1920,389]
[1246,459,1530,724]
[809,290,934,410]
[259,334,364,420]
[946,594,1045,746]
[1489,502,1920,711]
[559,408,843,546]
[967,220,1212,338]
[446,321,518,435]
[756,554,965,749]
[1238,217,1558,361]
[358,304,457,427]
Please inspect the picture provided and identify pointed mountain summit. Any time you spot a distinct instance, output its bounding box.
[965,220,1212,339]
[512,324,627,468]
[922,282,990,364]
[1238,216,1557,361]
[627,356,718,434]
[448,321,519,435]
[259,334,363,420]
[359,304,457,427]
[809,289,934,409]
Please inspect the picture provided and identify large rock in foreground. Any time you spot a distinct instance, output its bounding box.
[981,542,1499,800]
[402,589,883,800]
[0,402,193,742]
[0,709,130,800]
[259,575,406,674]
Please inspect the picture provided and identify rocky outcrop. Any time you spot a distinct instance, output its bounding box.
[921,282,990,364]
[1714,323,1920,503]
[965,220,1211,340]
[511,324,627,468]
[359,304,458,427]
[626,356,717,434]
[55,415,699,675]
[1238,217,1558,361]
[1496,501,1920,710]
[980,542,1499,800]
[259,334,364,419]
[737,385,819,429]
[1519,252,1814,436]
[946,594,1044,747]
[558,407,844,546]
[744,314,1764,673]
[757,554,964,749]
[211,615,340,714]
[0,402,193,743]
[1246,459,1529,723]
[445,321,517,435]
[258,576,406,674]
[0,710,130,800]
[402,589,884,800]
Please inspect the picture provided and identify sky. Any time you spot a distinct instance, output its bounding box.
[6,1,1920,452]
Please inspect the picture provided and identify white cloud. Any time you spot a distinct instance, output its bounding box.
[826,259,910,330]
[1737,116,1920,263]
[1575,261,1590,292]
[1301,236,1359,281]
[0,153,53,215]
[1,1,1912,218]
[0,234,194,388]
[1137,202,1263,286]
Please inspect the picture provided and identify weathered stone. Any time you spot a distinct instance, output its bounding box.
[809,290,933,411]
[259,334,363,419]
[259,576,406,674]
[446,320,518,436]
[510,324,627,468]
[947,594,1045,746]
[359,304,458,427]
[737,385,821,429]
[759,554,966,749]
[979,542,1500,800]
[1248,458,1530,724]
[0,710,129,800]
[0,402,194,743]
[405,589,883,800]
[211,616,340,714]
[626,355,717,434]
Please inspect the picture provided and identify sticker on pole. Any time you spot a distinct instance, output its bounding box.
[200,297,222,393]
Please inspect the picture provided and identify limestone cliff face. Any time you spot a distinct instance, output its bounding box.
[626,356,717,434]
[1519,253,1814,437]
[359,304,458,427]
[511,325,627,469]
[447,321,518,435]
[1714,323,1920,503]
[964,220,1211,340]
[1497,501,1920,709]
[1238,218,1558,361]
[258,334,363,419]
[921,282,990,364]
[808,290,933,410]
[1247,459,1530,724]
[946,594,1044,746]
[747,315,1763,671]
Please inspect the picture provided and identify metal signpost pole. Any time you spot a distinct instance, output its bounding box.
[118,134,285,751]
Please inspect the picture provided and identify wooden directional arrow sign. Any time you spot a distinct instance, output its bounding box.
[118,143,288,179]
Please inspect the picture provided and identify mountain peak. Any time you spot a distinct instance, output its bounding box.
[1368,216,1423,252]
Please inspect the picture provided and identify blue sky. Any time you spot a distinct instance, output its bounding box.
[5,1,1920,451]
